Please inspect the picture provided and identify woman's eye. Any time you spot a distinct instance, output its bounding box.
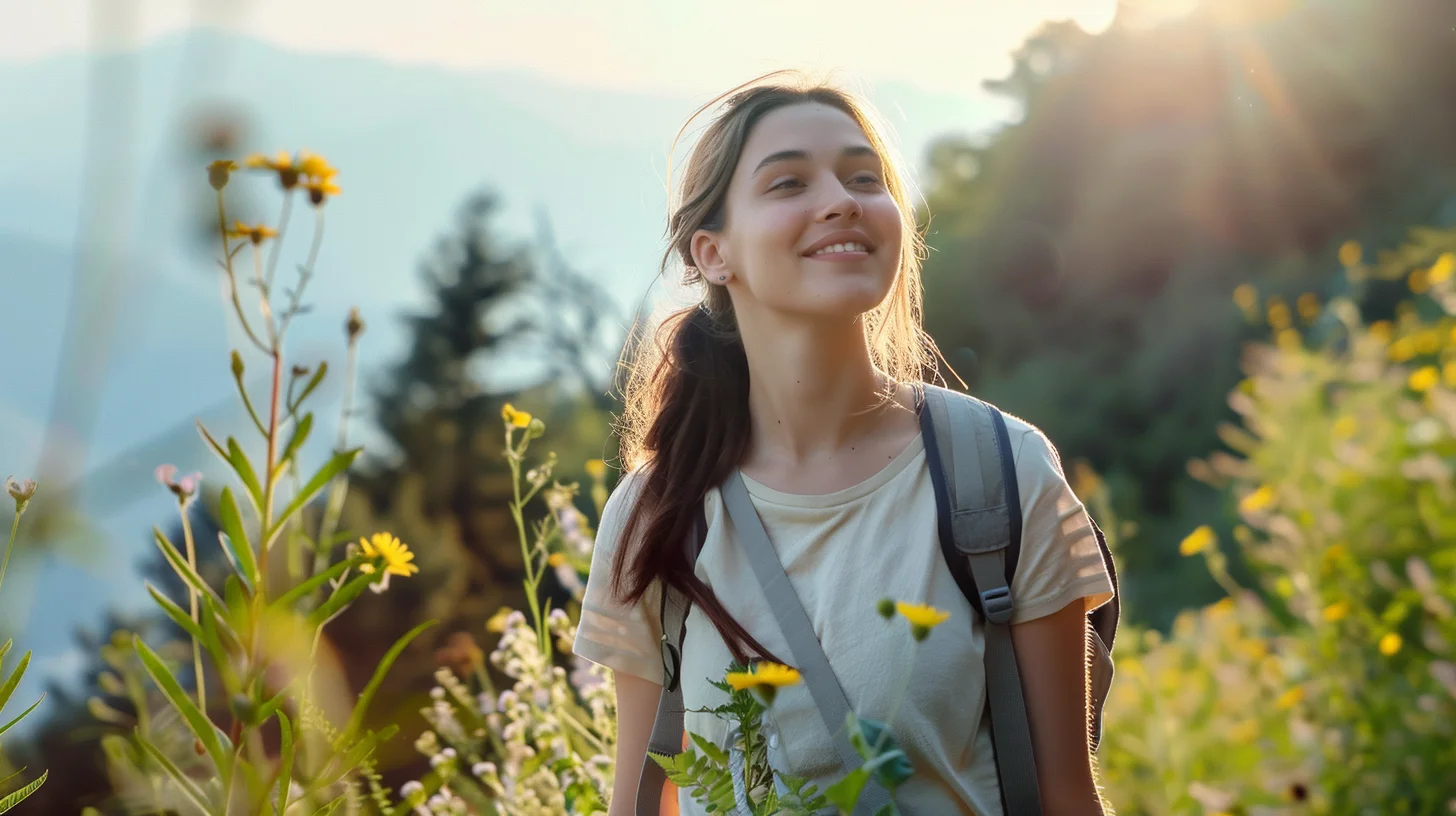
[852,174,882,186]
[769,178,802,191]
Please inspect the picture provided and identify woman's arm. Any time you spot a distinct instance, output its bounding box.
[608,671,674,816]
[1011,600,1108,816]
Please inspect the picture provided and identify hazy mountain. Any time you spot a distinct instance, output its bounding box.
[0,27,1007,711]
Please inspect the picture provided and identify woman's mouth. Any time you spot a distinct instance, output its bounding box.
[806,242,870,260]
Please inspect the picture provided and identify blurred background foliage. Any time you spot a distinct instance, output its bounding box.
[4,0,1456,811]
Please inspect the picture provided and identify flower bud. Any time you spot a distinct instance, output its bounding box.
[876,598,896,620]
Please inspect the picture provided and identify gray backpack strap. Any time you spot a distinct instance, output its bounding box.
[637,510,704,815]
[720,473,893,816]
[922,386,1043,816]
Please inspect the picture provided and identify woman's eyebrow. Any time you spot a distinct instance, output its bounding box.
[750,145,877,178]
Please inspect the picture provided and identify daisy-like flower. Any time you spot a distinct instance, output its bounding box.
[501,403,532,428]
[244,150,301,190]
[358,532,419,593]
[303,176,341,207]
[1179,525,1216,557]
[226,221,278,245]
[725,661,801,706]
[297,150,337,182]
[896,601,951,642]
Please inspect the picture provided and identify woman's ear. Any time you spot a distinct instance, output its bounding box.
[690,229,732,284]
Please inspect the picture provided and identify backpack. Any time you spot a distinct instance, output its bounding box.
[636,384,1121,816]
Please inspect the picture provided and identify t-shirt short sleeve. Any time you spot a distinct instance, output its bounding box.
[1006,423,1116,625]
[571,470,666,684]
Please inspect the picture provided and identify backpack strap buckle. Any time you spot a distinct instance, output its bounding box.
[978,584,1014,626]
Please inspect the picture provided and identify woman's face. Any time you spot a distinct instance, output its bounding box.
[693,102,903,323]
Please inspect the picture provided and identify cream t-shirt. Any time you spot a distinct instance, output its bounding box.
[573,413,1115,816]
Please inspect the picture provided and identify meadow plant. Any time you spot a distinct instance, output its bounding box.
[93,153,435,815]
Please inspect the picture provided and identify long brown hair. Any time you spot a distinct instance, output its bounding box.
[610,71,936,664]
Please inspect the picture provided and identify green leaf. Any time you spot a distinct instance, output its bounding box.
[294,362,328,410]
[271,558,354,612]
[0,694,43,737]
[310,793,347,816]
[227,437,266,513]
[133,636,232,780]
[152,527,226,609]
[689,731,729,765]
[0,769,46,814]
[217,488,259,589]
[196,421,230,467]
[0,651,29,714]
[145,583,207,645]
[136,733,215,815]
[341,621,437,743]
[277,711,296,816]
[224,575,248,630]
[273,448,361,540]
[306,570,375,628]
[823,767,870,814]
[257,688,288,726]
[280,412,314,466]
[0,640,10,663]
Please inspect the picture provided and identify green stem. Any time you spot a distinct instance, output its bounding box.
[0,510,19,599]
[508,432,546,656]
[309,330,359,594]
[278,209,326,341]
[264,192,293,292]
[178,504,206,712]
[217,190,268,355]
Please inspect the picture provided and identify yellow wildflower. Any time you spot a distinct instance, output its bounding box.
[585,459,607,480]
[1232,283,1257,315]
[1430,252,1454,284]
[303,177,341,207]
[725,662,802,705]
[1276,686,1305,710]
[1338,240,1362,267]
[486,606,513,634]
[245,150,301,190]
[1266,298,1292,330]
[1416,331,1441,355]
[1369,320,1393,342]
[547,552,567,568]
[1444,361,1456,389]
[1238,485,1275,514]
[207,159,238,191]
[1410,267,1431,294]
[502,403,532,428]
[1408,366,1439,393]
[1276,328,1301,351]
[1379,632,1402,656]
[227,221,278,245]
[896,601,951,641]
[1332,416,1358,440]
[1179,525,1216,557]
[1322,601,1349,622]
[1296,293,1320,322]
[1387,338,1417,362]
[298,150,337,181]
[358,532,419,593]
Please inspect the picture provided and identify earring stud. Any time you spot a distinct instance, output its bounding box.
[719,275,727,281]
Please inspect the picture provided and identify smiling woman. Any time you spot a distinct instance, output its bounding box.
[574,72,1114,816]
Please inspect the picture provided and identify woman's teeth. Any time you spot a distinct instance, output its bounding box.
[811,243,867,256]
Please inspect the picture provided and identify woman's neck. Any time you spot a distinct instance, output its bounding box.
[736,312,907,467]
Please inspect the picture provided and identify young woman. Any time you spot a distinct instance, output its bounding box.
[572,74,1115,816]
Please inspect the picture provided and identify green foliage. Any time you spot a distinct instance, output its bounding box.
[1099,230,1456,811]
[0,479,46,809]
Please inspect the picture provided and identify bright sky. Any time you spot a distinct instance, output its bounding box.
[0,0,1118,95]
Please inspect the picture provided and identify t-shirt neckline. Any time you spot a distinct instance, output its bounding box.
[736,432,926,509]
